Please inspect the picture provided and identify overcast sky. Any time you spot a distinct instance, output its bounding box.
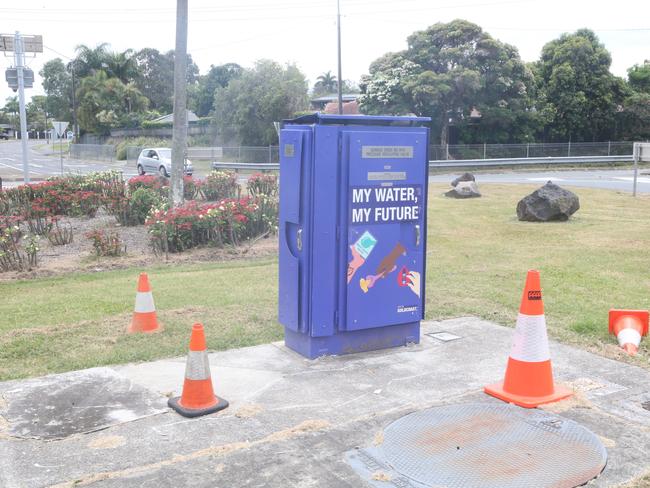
[1,0,649,106]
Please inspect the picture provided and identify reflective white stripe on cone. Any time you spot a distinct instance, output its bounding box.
[134,292,155,313]
[617,328,642,348]
[510,313,551,362]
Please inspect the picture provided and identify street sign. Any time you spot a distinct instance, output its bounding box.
[52,121,69,138]
[0,34,43,53]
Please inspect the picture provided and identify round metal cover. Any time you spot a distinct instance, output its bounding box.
[382,403,607,488]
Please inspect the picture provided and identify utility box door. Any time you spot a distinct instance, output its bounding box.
[278,129,312,333]
[343,131,427,331]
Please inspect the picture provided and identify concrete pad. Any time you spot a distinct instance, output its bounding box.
[0,367,167,440]
[1,317,650,487]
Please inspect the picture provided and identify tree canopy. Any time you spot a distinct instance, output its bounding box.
[213,60,308,145]
[628,61,650,94]
[533,29,626,141]
[360,19,534,144]
[39,58,73,122]
[22,24,650,143]
[191,63,243,117]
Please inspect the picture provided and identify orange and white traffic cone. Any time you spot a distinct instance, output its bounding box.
[168,323,229,417]
[484,270,572,408]
[127,272,161,334]
[609,309,648,355]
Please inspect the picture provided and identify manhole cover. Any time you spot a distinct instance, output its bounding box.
[347,403,606,488]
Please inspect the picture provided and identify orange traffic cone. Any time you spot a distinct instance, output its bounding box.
[168,323,229,417]
[609,309,648,355]
[484,270,572,408]
[127,272,162,333]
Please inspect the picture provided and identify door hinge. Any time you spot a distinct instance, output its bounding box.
[334,310,339,327]
[336,225,340,241]
[338,136,343,155]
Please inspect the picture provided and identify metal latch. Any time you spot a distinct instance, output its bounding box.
[296,228,303,252]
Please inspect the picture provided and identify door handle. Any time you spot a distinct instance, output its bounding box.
[414,224,420,247]
[296,228,303,252]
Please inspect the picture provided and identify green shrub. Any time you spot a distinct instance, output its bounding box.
[112,137,170,161]
[141,120,173,129]
[106,187,164,226]
[85,229,125,257]
[203,171,239,201]
[247,173,278,198]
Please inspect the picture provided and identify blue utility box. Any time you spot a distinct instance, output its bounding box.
[278,113,430,359]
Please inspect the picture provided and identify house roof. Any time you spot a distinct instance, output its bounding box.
[310,93,359,103]
[152,110,199,124]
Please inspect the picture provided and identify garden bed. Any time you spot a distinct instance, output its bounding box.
[0,171,279,280]
[0,208,278,281]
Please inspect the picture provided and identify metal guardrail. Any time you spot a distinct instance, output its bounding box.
[210,154,635,172]
[428,155,634,168]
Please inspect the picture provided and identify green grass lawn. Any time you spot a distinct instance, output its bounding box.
[1,184,649,381]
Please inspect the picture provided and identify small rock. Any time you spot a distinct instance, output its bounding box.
[516,181,579,222]
[451,172,476,187]
[445,180,481,198]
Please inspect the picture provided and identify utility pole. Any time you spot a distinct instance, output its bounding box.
[171,0,188,206]
[336,0,343,115]
[14,32,30,183]
[70,66,78,140]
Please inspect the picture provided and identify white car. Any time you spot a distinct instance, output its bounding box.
[136,148,193,177]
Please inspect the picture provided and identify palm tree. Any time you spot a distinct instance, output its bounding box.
[314,71,338,94]
[73,43,110,78]
[104,49,137,84]
[122,82,148,113]
[3,96,19,130]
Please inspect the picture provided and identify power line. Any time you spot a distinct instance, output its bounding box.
[0,0,540,23]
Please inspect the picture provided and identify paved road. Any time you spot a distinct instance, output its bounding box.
[1,140,648,193]
[0,140,135,184]
[430,168,649,193]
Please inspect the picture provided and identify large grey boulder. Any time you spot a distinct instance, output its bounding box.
[517,181,580,221]
[445,180,481,198]
[451,172,476,187]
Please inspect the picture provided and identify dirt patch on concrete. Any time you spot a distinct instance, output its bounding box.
[235,404,264,419]
[539,380,594,414]
[51,419,331,487]
[372,471,392,481]
[87,435,126,450]
[373,430,384,446]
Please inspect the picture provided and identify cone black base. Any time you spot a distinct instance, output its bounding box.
[167,396,229,418]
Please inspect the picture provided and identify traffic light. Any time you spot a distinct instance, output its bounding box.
[5,67,34,91]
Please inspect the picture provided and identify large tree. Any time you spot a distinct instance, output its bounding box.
[39,58,73,121]
[628,60,650,94]
[192,63,243,117]
[360,19,534,145]
[213,60,308,145]
[533,29,626,142]
[132,48,199,114]
[27,96,49,132]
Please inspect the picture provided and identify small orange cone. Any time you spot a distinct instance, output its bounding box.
[127,273,162,333]
[484,270,572,408]
[168,323,229,417]
[609,309,648,355]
